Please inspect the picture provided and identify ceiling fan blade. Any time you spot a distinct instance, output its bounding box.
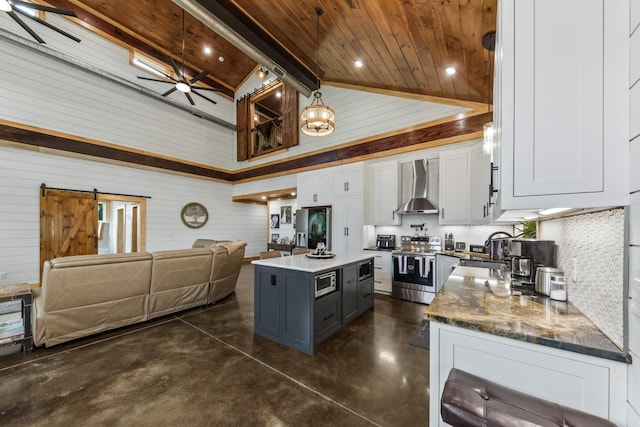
[191,86,225,93]
[8,10,45,43]
[185,92,195,106]
[137,76,176,84]
[189,70,209,85]
[192,89,218,105]
[12,0,78,17]
[14,9,80,43]
[167,57,183,80]
[161,87,178,97]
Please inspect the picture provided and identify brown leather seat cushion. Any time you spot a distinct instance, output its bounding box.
[441,368,616,427]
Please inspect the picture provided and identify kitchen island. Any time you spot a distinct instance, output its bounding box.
[252,253,374,355]
[425,266,629,426]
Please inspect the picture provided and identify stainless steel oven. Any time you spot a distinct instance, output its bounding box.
[391,235,441,304]
[392,254,436,303]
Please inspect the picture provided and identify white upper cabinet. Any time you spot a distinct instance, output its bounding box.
[439,148,470,225]
[469,144,492,224]
[367,161,402,225]
[495,0,629,210]
[332,164,363,195]
[297,170,331,207]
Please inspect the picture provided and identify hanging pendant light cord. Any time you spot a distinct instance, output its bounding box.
[181,9,186,79]
[314,7,322,92]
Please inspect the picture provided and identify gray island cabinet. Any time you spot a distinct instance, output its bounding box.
[252,254,374,355]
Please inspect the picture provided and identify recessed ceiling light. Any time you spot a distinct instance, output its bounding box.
[218,56,225,62]
[276,91,282,98]
[203,46,212,55]
[291,192,296,196]
[261,195,267,200]
[445,67,456,75]
[355,59,363,68]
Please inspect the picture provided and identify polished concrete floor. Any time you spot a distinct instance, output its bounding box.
[0,264,430,426]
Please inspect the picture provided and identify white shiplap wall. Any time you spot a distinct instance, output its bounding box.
[233,78,473,169]
[0,144,266,285]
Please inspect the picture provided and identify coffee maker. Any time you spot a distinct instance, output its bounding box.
[509,239,557,285]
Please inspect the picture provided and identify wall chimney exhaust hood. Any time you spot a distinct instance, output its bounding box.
[396,159,438,215]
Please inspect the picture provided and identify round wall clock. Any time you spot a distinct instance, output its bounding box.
[181,202,209,229]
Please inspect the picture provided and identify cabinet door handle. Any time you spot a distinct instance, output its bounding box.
[270,275,277,286]
[313,193,318,203]
[374,266,382,270]
[441,208,445,219]
[483,204,487,218]
[323,313,335,321]
[363,293,371,298]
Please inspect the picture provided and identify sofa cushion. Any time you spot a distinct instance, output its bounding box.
[148,248,213,319]
[208,242,245,303]
[36,252,153,347]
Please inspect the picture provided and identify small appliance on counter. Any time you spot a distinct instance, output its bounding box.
[469,244,486,254]
[510,239,557,287]
[376,234,396,250]
[455,242,466,252]
[444,233,454,251]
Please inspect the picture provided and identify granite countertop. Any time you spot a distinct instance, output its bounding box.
[252,253,374,273]
[437,250,491,260]
[425,266,630,363]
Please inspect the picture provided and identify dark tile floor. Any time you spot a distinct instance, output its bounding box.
[0,264,430,426]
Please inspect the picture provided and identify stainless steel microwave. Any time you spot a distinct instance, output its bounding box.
[315,270,337,298]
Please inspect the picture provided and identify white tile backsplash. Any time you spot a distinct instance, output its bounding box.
[539,208,625,347]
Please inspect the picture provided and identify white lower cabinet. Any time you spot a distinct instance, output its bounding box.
[370,250,392,294]
[429,323,627,426]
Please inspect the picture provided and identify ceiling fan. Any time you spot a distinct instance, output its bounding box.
[137,9,221,106]
[1,0,80,44]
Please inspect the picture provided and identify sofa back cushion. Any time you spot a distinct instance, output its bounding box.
[38,252,153,347]
[209,243,246,303]
[148,248,213,319]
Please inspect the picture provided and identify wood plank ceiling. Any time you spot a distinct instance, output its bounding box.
[35,0,497,104]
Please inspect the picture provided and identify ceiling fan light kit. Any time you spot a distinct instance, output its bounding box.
[136,8,222,106]
[300,7,335,137]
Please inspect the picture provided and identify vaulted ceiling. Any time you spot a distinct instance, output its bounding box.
[34,0,497,105]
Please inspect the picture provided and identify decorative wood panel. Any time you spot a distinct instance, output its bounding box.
[236,97,250,161]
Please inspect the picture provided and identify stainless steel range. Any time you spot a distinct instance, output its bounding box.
[392,235,442,304]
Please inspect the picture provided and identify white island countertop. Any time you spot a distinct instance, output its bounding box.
[251,253,374,273]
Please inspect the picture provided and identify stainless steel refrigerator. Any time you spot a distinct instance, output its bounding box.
[295,207,332,251]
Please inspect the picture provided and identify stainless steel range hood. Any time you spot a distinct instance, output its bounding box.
[396,159,439,214]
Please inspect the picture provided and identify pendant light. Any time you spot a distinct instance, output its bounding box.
[482,31,496,156]
[300,7,335,137]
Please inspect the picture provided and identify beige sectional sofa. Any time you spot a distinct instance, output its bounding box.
[32,240,246,348]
